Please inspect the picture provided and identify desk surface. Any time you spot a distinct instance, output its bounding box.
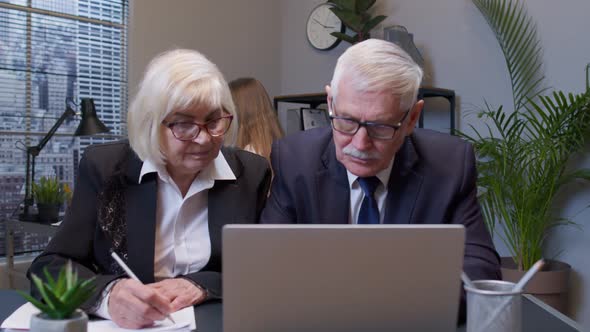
[4,219,60,236]
[0,290,222,332]
[3,220,60,289]
[0,291,580,332]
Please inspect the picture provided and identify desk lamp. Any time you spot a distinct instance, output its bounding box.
[19,98,109,221]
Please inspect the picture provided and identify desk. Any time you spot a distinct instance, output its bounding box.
[0,291,580,332]
[0,290,221,332]
[3,220,59,289]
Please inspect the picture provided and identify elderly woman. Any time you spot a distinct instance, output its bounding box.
[28,49,271,328]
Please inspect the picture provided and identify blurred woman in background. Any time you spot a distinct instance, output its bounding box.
[229,77,283,161]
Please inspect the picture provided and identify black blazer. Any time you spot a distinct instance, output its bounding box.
[260,127,501,321]
[28,140,271,309]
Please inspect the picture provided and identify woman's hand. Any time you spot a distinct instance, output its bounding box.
[149,278,207,312]
[108,278,173,329]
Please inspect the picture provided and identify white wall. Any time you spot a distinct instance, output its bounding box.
[280,0,349,95]
[279,0,590,327]
[129,0,281,99]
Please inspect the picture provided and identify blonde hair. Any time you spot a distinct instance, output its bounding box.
[128,49,237,164]
[229,78,283,160]
[331,38,423,112]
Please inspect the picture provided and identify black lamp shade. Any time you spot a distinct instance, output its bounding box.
[74,98,110,136]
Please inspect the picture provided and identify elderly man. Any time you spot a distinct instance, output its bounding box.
[260,39,501,322]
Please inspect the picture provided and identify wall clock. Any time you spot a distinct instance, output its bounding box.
[306,3,345,51]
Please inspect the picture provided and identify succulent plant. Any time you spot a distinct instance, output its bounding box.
[20,261,95,319]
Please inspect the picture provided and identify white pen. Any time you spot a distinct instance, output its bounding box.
[110,252,176,324]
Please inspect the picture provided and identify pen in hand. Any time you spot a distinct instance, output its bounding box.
[110,252,176,324]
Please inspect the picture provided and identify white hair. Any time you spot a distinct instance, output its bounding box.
[330,38,423,112]
[127,49,237,164]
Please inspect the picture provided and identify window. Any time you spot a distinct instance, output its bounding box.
[0,0,128,257]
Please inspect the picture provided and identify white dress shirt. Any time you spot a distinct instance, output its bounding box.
[347,157,395,224]
[92,152,236,319]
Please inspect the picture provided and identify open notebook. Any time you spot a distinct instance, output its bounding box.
[1,302,196,332]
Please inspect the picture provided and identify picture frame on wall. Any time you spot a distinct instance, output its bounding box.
[301,108,330,130]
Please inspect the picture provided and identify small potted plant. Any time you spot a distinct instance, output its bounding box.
[19,261,95,332]
[328,0,387,45]
[33,176,66,223]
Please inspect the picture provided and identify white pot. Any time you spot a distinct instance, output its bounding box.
[30,309,88,332]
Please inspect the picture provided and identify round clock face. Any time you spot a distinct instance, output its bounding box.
[306,3,344,51]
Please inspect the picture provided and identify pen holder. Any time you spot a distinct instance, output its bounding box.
[465,280,522,332]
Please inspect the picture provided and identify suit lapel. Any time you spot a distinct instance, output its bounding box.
[208,148,242,258]
[316,139,349,224]
[124,154,157,283]
[383,135,423,224]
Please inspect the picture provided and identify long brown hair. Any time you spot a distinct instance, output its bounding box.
[229,78,284,160]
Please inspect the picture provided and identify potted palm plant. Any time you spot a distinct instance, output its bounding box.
[19,261,95,332]
[457,0,590,313]
[33,176,67,223]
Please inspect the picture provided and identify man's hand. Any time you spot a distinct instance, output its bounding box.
[108,278,173,329]
[149,278,207,312]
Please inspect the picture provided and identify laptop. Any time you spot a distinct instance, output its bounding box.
[222,224,465,332]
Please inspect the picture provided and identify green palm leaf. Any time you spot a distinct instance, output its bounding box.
[472,0,544,112]
[457,0,590,270]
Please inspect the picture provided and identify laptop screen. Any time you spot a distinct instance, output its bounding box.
[223,224,465,332]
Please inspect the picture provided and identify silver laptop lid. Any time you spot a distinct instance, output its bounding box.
[223,224,465,332]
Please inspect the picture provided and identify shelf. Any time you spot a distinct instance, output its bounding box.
[274,87,455,134]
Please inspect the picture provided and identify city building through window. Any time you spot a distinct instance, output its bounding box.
[0,0,128,257]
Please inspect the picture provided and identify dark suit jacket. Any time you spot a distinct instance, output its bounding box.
[260,127,501,321]
[28,140,271,309]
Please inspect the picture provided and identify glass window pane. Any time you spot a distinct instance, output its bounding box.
[30,0,126,25]
[0,8,28,72]
[0,1,27,6]
[0,0,127,259]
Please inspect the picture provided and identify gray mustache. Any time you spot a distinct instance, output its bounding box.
[342,145,379,160]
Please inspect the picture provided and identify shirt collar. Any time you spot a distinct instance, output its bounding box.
[139,151,236,184]
[200,151,237,181]
[346,155,395,190]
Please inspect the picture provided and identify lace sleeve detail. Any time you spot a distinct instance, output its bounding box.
[97,151,130,274]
